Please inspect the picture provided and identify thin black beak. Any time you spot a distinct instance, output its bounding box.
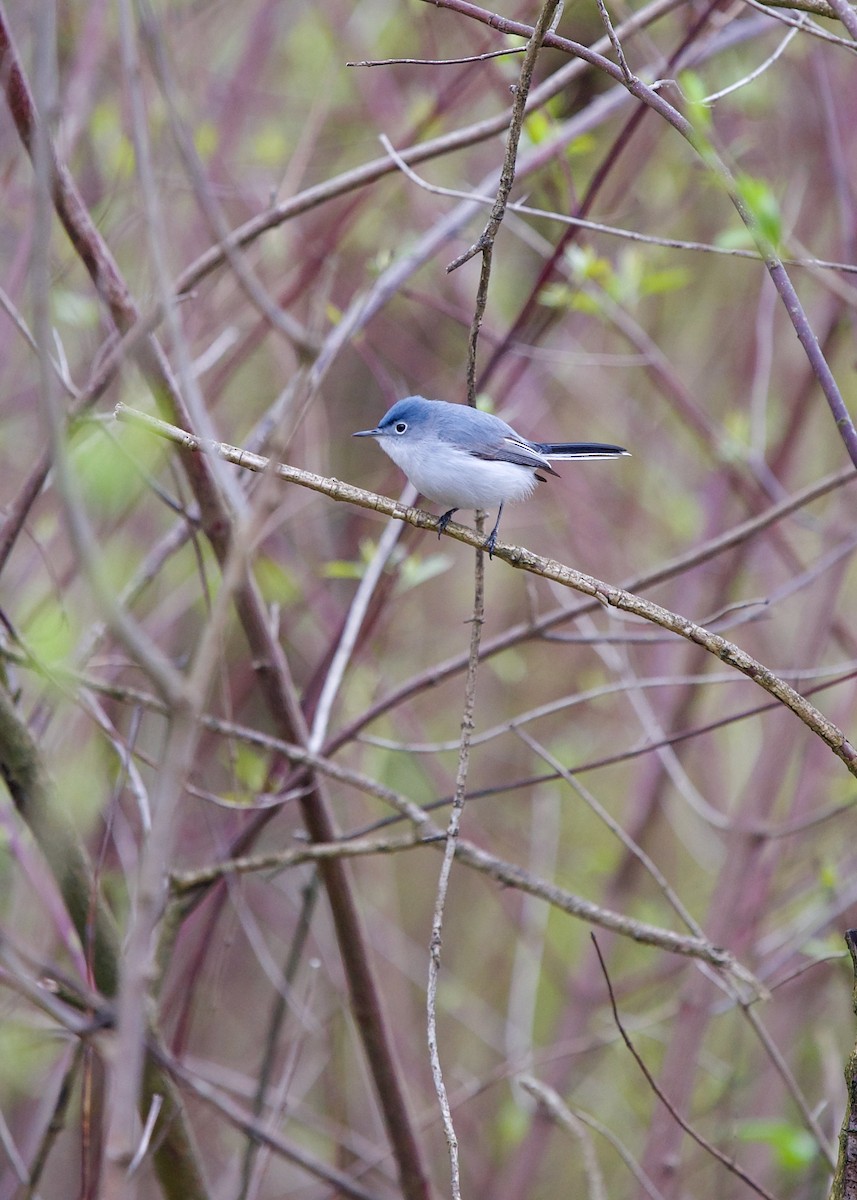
[352,428,381,438]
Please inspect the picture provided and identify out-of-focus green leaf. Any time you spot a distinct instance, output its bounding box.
[819,860,839,891]
[722,408,751,454]
[679,69,713,135]
[71,423,157,515]
[53,290,100,330]
[233,743,269,792]
[194,120,219,161]
[735,172,782,251]
[24,600,75,669]
[254,555,301,605]
[250,123,289,167]
[524,110,552,146]
[397,552,452,592]
[639,266,691,296]
[567,132,597,157]
[715,227,757,251]
[90,101,135,177]
[490,649,527,684]
[0,1027,58,1102]
[322,559,366,580]
[736,1119,818,1172]
[495,1095,529,1147]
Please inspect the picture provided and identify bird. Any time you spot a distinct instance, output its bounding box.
[353,396,629,557]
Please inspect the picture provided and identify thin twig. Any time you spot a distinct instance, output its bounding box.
[170,833,436,895]
[740,1004,835,1166]
[756,0,849,15]
[347,47,527,65]
[428,522,486,1198]
[151,1047,385,1200]
[822,0,857,38]
[519,1076,664,1200]
[518,1076,611,1200]
[308,489,414,753]
[447,0,561,275]
[595,0,633,81]
[701,19,803,104]
[446,0,561,399]
[591,935,778,1200]
[379,131,857,274]
[515,729,709,938]
[138,0,318,357]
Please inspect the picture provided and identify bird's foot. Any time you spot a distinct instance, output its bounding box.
[436,509,457,539]
[484,505,504,559]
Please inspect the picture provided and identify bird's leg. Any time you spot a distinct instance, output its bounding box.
[485,504,504,559]
[436,508,458,539]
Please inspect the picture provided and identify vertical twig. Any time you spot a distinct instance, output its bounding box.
[446,0,562,403]
[428,517,486,1199]
[594,0,633,81]
[830,930,857,1200]
[822,0,857,39]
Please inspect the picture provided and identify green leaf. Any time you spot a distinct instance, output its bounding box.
[639,266,691,296]
[233,743,269,792]
[538,282,575,310]
[736,1120,818,1173]
[24,600,75,668]
[567,132,597,157]
[524,110,552,146]
[715,227,757,251]
[722,408,751,453]
[91,101,135,178]
[53,290,100,330]
[0,1026,59,1102]
[397,553,451,592]
[321,559,366,580]
[254,556,301,605]
[678,69,712,135]
[70,423,153,516]
[250,123,289,167]
[735,172,782,251]
[194,120,219,161]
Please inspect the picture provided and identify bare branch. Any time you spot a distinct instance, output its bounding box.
[116,403,857,777]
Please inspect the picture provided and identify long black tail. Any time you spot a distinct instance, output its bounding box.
[535,442,629,460]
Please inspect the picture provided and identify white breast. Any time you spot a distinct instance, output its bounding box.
[379,438,539,509]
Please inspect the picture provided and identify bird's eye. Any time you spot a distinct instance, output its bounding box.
[394,421,408,434]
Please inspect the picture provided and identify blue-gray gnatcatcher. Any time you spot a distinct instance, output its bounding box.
[354,396,629,556]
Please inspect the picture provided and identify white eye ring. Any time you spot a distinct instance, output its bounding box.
[394,421,408,434]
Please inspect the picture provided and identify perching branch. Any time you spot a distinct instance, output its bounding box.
[115,402,857,778]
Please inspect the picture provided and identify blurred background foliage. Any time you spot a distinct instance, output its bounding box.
[1,0,857,1196]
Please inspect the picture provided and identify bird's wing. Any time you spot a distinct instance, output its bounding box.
[469,435,560,477]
